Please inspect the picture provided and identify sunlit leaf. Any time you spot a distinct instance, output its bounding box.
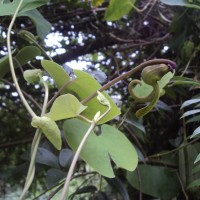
[41,60,121,124]
[104,0,135,21]
[63,118,138,178]
[47,94,87,121]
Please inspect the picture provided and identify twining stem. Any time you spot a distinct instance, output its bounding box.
[59,121,96,200]
[81,59,176,104]
[6,0,36,118]
[19,77,49,200]
[59,105,111,200]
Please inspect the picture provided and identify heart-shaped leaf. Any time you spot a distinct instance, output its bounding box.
[46,94,87,121]
[63,118,138,178]
[41,60,121,124]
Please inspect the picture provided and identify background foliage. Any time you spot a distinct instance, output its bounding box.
[1,0,200,199]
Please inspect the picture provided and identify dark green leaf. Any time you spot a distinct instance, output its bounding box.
[59,148,74,168]
[187,178,200,189]
[63,118,138,178]
[35,147,59,168]
[126,165,180,200]
[104,177,130,200]
[19,9,51,39]
[71,185,97,196]
[46,168,66,188]
[194,153,200,164]
[0,46,41,78]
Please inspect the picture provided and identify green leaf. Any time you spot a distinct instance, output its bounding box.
[35,147,59,168]
[104,177,130,200]
[46,94,87,121]
[46,168,66,188]
[194,153,200,164]
[187,178,200,189]
[41,60,121,124]
[181,99,200,109]
[19,9,51,39]
[0,0,49,16]
[59,148,74,168]
[171,76,200,86]
[63,118,138,178]
[133,71,174,98]
[31,116,61,150]
[92,0,105,7]
[23,69,43,83]
[0,46,41,79]
[186,115,200,124]
[104,0,134,21]
[180,109,200,118]
[126,165,180,200]
[41,60,71,88]
[192,164,200,174]
[161,0,200,9]
[190,127,200,139]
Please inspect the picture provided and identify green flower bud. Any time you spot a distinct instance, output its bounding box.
[141,64,170,85]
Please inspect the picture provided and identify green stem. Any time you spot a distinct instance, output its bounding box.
[59,105,111,200]
[148,136,200,159]
[81,59,176,104]
[59,121,96,200]
[6,0,36,118]
[20,75,49,199]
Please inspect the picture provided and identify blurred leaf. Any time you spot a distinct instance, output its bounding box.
[46,168,66,188]
[125,118,145,133]
[41,60,121,124]
[92,0,105,7]
[104,0,134,21]
[186,115,200,124]
[194,153,200,164]
[187,178,200,189]
[104,177,130,200]
[70,185,97,198]
[190,126,200,139]
[161,0,200,9]
[46,94,87,121]
[94,191,110,200]
[181,99,200,109]
[0,46,41,78]
[126,165,180,200]
[35,147,59,168]
[59,148,74,168]
[63,118,138,178]
[180,109,200,118]
[19,9,51,39]
[171,76,200,86]
[192,163,200,174]
[0,0,49,16]
[156,100,173,112]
